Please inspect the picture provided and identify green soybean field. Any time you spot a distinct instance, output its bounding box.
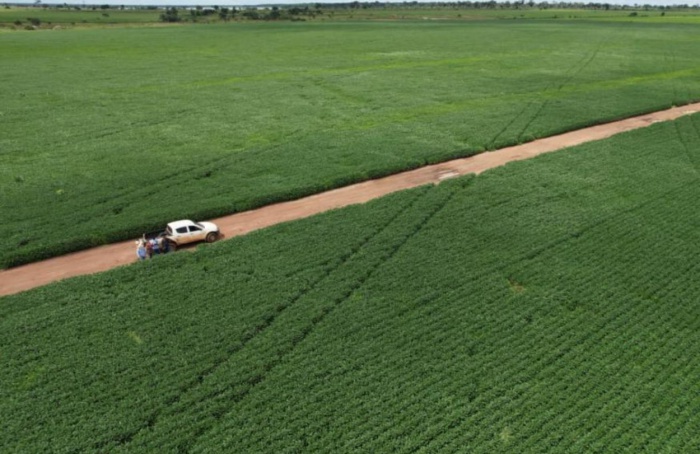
[3,18,700,267]
[3,113,700,452]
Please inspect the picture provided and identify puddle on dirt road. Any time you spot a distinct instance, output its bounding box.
[437,170,459,181]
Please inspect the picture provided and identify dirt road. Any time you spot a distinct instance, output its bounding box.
[2,103,698,297]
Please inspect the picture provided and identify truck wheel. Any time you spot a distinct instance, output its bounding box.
[168,241,178,252]
[206,232,218,243]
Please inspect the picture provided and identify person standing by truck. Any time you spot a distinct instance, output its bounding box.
[145,239,154,259]
[160,236,170,254]
[136,240,147,261]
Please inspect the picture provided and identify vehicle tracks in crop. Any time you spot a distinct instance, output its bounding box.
[182,184,462,451]
[97,189,429,451]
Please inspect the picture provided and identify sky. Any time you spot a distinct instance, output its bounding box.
[9,0,700,7]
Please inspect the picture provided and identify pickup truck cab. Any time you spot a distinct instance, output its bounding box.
[164,220,220,249]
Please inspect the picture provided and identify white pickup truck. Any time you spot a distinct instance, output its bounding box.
[145,219,220,251]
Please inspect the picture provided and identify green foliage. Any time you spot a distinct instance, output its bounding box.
[3,21,700,268]
[159,7,180,23]
[2,4,700,26]
[0,6,161,24]
[3,114,700,452]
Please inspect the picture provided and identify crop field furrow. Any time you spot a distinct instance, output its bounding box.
[95,189,431,451]
[585,367,676,450]
[127,55,497,93]
[53,162,235,229]
[558,40,605,91]
[115,187,453,451]
[6,20,700,267]
[521,183,693,262]
[185,185,462,451]
[300,176,700,448]
[0,190,420,450]
[219,66,699,141]
[434,132,692,450]
[518,224,687,305]
[607,360,691,450]
[70,107,197,142]
[565,388,634,452]
[324,279,566,448]
[7,20,700,450]
[508,326,652,448]
[4,125,308,232]
[372,308,540,452]
[515,39,605,144]
[311,77,371,107]
[668,50,681,104]
[409,187,677,312]
[270,349,466,451]
[394,137,697,299]
[19,129,307,229]
[519,304,663,449]
[409,406,475,454]
[373,366,483,452]
[189,188,478,450]
[342,373,458,450]
[673,120,699,175]
[689,112,700,146]
[577,65,700,91]
[507,230,700,446]
[492,40,606,148]
[348,82,558,136]
[417,188,700,449]
[487,99,543,150]
[468,302,624,442]
[643,364,700,452]
[330,320,486,440]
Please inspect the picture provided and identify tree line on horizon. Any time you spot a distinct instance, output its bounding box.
[158,0,699,22]
[4,0,698,24]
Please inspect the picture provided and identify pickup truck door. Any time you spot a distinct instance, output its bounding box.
[188,225,206,242]
[174,226,190,244]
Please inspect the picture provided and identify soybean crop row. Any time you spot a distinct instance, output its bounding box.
[3,19,700,267]
[3,114,700,452]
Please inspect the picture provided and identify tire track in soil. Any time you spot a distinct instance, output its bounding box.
[393,178,698,328]
[112,186,454,452]
[73,128,306,225]
[91,188,429,451]
[488,41,604,149]
[512,223,699,451]
[688,112,700,147]
[17,124,305,233]
[408,191,700,452]
[183,185,462,452]
[673,120,699,176]
[487,100,534,150]
[668,51,680,104]
[515,41,604,144]
[1,102,700,298]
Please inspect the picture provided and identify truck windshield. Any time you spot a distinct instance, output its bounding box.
[196,223,205,228]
